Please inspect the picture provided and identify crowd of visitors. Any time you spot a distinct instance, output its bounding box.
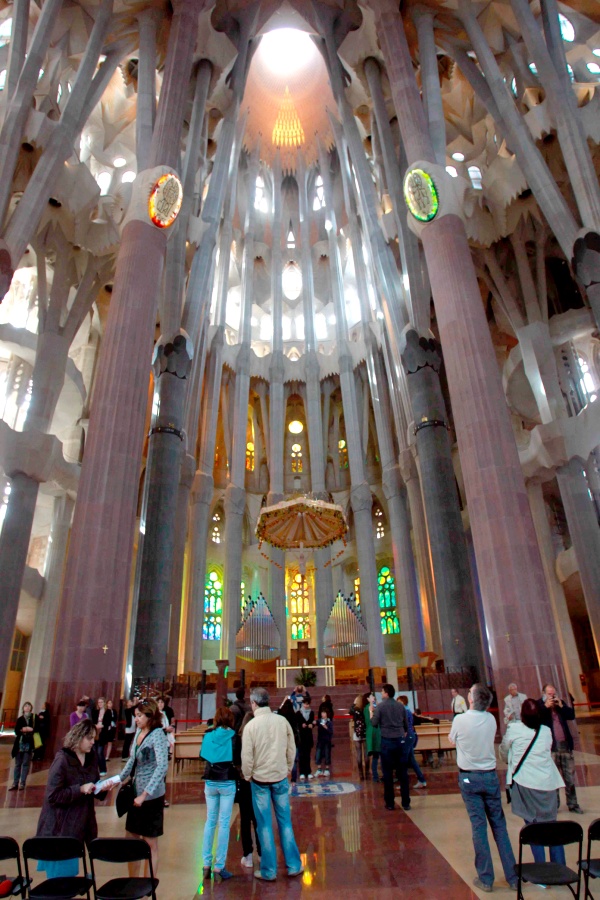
[7,676,584,890]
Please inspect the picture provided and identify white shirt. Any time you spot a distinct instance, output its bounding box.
[499,722,565,790]
[449,709,497,770]
[452,694,468,715]
[503,692,527,725]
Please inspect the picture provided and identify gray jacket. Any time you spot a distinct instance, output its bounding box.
[370,698,408,740]
[120,727,169,800]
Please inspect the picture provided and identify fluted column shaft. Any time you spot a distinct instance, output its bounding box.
[371,0,566,698]
[135,9,159,172]
[412,8,446,166]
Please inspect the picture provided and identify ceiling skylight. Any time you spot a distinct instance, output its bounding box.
[261,29,318,77]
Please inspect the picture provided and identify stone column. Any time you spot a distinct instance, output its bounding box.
[135,8,159,172]
[221,483,246,662]
[46,0,201,740]
[133,334,192,680]
[412,7,446,166]
[401,330,484,674]
[556,459,600,662]
[399,448,440,653]
[166,452,196,675]
[186,472,214,672]
[20,493,75,710]
[527,481,585,703]
[371,0,567,699]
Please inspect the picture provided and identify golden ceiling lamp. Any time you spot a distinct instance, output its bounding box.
[272,86,305,149]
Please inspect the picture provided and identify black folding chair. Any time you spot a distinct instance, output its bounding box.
[516,821,583,899]
[0,837,27,899]
[22,836,91,899]
[88,839,158,900]
[582,817,600,899]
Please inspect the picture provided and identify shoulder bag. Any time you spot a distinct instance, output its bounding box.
[116,758,136,817]
[505,727,540,804]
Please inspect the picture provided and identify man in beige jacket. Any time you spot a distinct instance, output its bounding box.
[241,687,303,881]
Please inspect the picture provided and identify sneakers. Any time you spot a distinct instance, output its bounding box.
[299,775,306,782]
[241,854,254,868]
[254,871,276,881]
[324,769,330,777]
[315,769,322,776]
[415,781,427,789]
[308,773,315,780]
[18,784,25,791]
[473,877,493,893]
[287,867,304,877]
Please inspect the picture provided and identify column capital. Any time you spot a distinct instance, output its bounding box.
[224,482,246,516]
[351,481,373,513]
[152,330,193,379]
[191,470,214,505]
[180,453,196,489]
[411,5,436,24]
[0,421,79,491]
[382,464,403,500]
[401,328,442,375]
[398,447,418,483]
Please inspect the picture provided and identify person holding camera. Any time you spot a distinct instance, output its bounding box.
[536,683,583,814]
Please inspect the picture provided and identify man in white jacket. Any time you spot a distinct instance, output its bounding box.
[242,687,303,882]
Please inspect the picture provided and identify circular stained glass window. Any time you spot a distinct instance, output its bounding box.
[403,168,439,223]
[282,260,302,300]
[148,172,183,228]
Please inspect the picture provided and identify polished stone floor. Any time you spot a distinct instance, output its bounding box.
[2,714,600,898]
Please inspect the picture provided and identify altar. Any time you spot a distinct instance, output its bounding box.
[276,659,336,689]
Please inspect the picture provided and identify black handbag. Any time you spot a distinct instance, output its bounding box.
[116,759,137,818]
[505,727,539,804]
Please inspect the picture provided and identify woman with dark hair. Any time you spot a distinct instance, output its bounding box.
[36,719,112,878]
[119,699,169,876]
[318,694,334,720]
[237,712,261,868]
[278,699,300,782]
[350,694,368,780]
[500,697,566,864]
[200,706,239,882]
[364,692,381,781]
[103,699,118,762]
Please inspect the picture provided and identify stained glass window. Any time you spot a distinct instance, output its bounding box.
[211,512,221,544]
[378,565,400,635]
[290,573,310,640]
[354,576,361,607]
[246,441,254,471]
[291,442,302,472]
[338,438,348,469]
[375,506,385,539]
[203,569,223,640]
[241,581,246,612]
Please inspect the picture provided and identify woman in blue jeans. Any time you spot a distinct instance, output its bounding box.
[500,698,566,865]
[200,706,240,882]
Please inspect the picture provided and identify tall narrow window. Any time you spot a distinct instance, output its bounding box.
[378,565,400,635]
[211,512,221,544]
[374,506,385,539]
[338,438,348,469]
[246,441,255,471]
[354,576,361,608]
[313,174,326,211]
[291,443,303,472]
[290,573,310,640]
[203,569,223,640]
[241,581,246,612]
[287,227,296,249]
[254,175,268,213]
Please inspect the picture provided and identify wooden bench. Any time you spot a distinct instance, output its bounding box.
[414,724,455,764]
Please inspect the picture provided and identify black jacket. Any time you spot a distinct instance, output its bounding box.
[230,699,250,733]
[296,710,315,748]
[36,748,106,845]
[537,696,575,752]
[12,714,40,758]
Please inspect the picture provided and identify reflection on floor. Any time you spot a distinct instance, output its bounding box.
[1,714,600,898]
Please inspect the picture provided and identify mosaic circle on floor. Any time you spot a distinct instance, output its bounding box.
[291,781,359,797]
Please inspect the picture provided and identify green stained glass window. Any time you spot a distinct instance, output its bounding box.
[203,568,223,640]
[378,565,400,635]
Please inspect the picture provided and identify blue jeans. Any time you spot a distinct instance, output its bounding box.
[408,736,426,783]
[251,779,302,879]
[459,771,517,888]
[315,743,331,767]
[13,750,32,786]
[202,781,236,870]
[524,820,566,865]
